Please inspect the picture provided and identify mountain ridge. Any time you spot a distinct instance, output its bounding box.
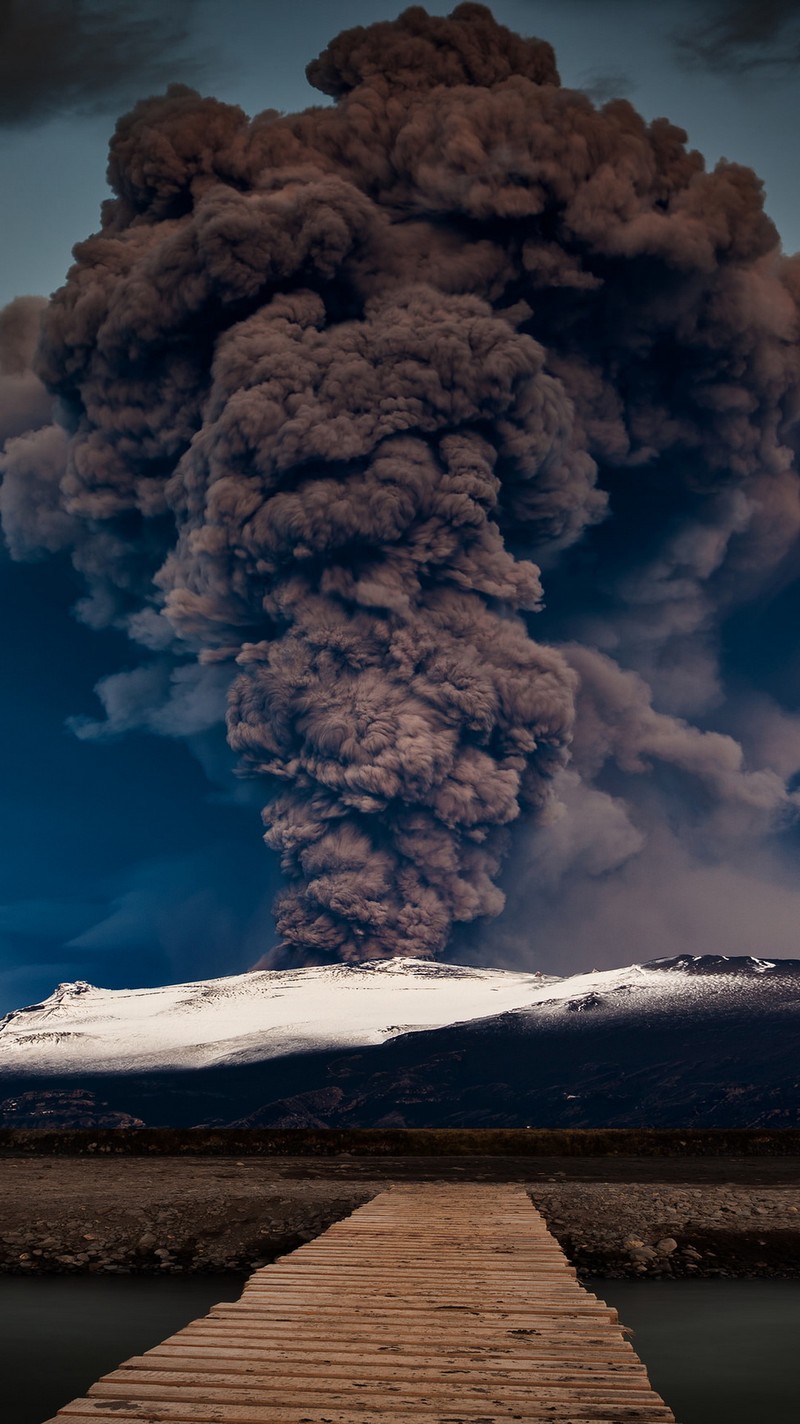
[1,954,797,1130]
[3,953,798,1077]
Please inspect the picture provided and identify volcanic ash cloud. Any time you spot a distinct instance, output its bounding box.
[3,3,800,968]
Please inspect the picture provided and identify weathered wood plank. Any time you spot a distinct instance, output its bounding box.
[125,1351,652,1379]
[92,1369,665,1399]
[136,1359,647,1385]
[56,1407,676,1423]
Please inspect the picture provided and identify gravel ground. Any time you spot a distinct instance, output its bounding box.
[531,1182,800,1278]
[0,1159,374,1275]
[0,1156,797,1277]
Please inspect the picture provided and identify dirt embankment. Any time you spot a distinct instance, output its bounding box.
[531,1181,800,1279]
[0,1159,373,1275]
[0,1156,797,1278]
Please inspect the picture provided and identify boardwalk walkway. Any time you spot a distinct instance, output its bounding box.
[45,1184,677,1423]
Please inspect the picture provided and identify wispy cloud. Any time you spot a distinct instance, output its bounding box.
[0,0,212,128]
[518,0,800,80]
[577,68,637,104]
[673,0,800,76]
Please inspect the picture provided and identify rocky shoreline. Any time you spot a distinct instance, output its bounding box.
[0,1161,370,1275]
[0,1157,797,1278]
[531,1182,800,1279]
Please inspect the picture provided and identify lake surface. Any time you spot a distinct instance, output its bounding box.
[1,1276,799,1423]
[600,1280,800,1423]
[1,1275,245,1424]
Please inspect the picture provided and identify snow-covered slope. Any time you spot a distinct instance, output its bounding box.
[0,953,792,1076]
[0,958,555,1073]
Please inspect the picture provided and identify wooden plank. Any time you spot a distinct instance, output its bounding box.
[138,1349,649,1372]
[173,1319,629,1339]
[150,1338,641,1364]
[166,1319,633,1339]
[50,1413,673,1424]
[118,1358,653,1385]
[55,1409,676,1424]
[223,1301,616,1315]
[93,1368,665,1398]
[88,1379,671,1406]
[56,1406,676,1423]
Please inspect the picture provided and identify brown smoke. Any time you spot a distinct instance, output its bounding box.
[0,297,52,441]
[4,4,800,968]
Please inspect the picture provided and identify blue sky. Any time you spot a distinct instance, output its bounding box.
[2,0,800,1011]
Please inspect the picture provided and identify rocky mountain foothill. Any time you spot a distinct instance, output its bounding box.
[534,1182,800,1279]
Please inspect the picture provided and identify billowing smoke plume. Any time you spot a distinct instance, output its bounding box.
[4,3,800,970]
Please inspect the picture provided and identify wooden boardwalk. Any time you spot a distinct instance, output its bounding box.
[45,1185,677,1423]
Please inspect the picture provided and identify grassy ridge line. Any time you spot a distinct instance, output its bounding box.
[1,1127,800,1155]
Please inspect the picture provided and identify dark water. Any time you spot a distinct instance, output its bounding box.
[1,1276,799,1423]
[1,1275,245,1424]
[600,1280,800,1424]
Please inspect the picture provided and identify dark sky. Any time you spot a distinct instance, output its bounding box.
[2,0,800,1011]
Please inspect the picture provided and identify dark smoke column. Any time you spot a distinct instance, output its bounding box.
[182,10,589,963]
[30,6,585,963]
[16,4,795,968]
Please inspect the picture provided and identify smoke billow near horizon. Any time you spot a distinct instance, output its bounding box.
[4,2,800,973]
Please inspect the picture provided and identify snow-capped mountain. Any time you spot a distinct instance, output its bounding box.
[0,958,560,1074]
[0,953,787,1076]
[0,954,798,1128]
